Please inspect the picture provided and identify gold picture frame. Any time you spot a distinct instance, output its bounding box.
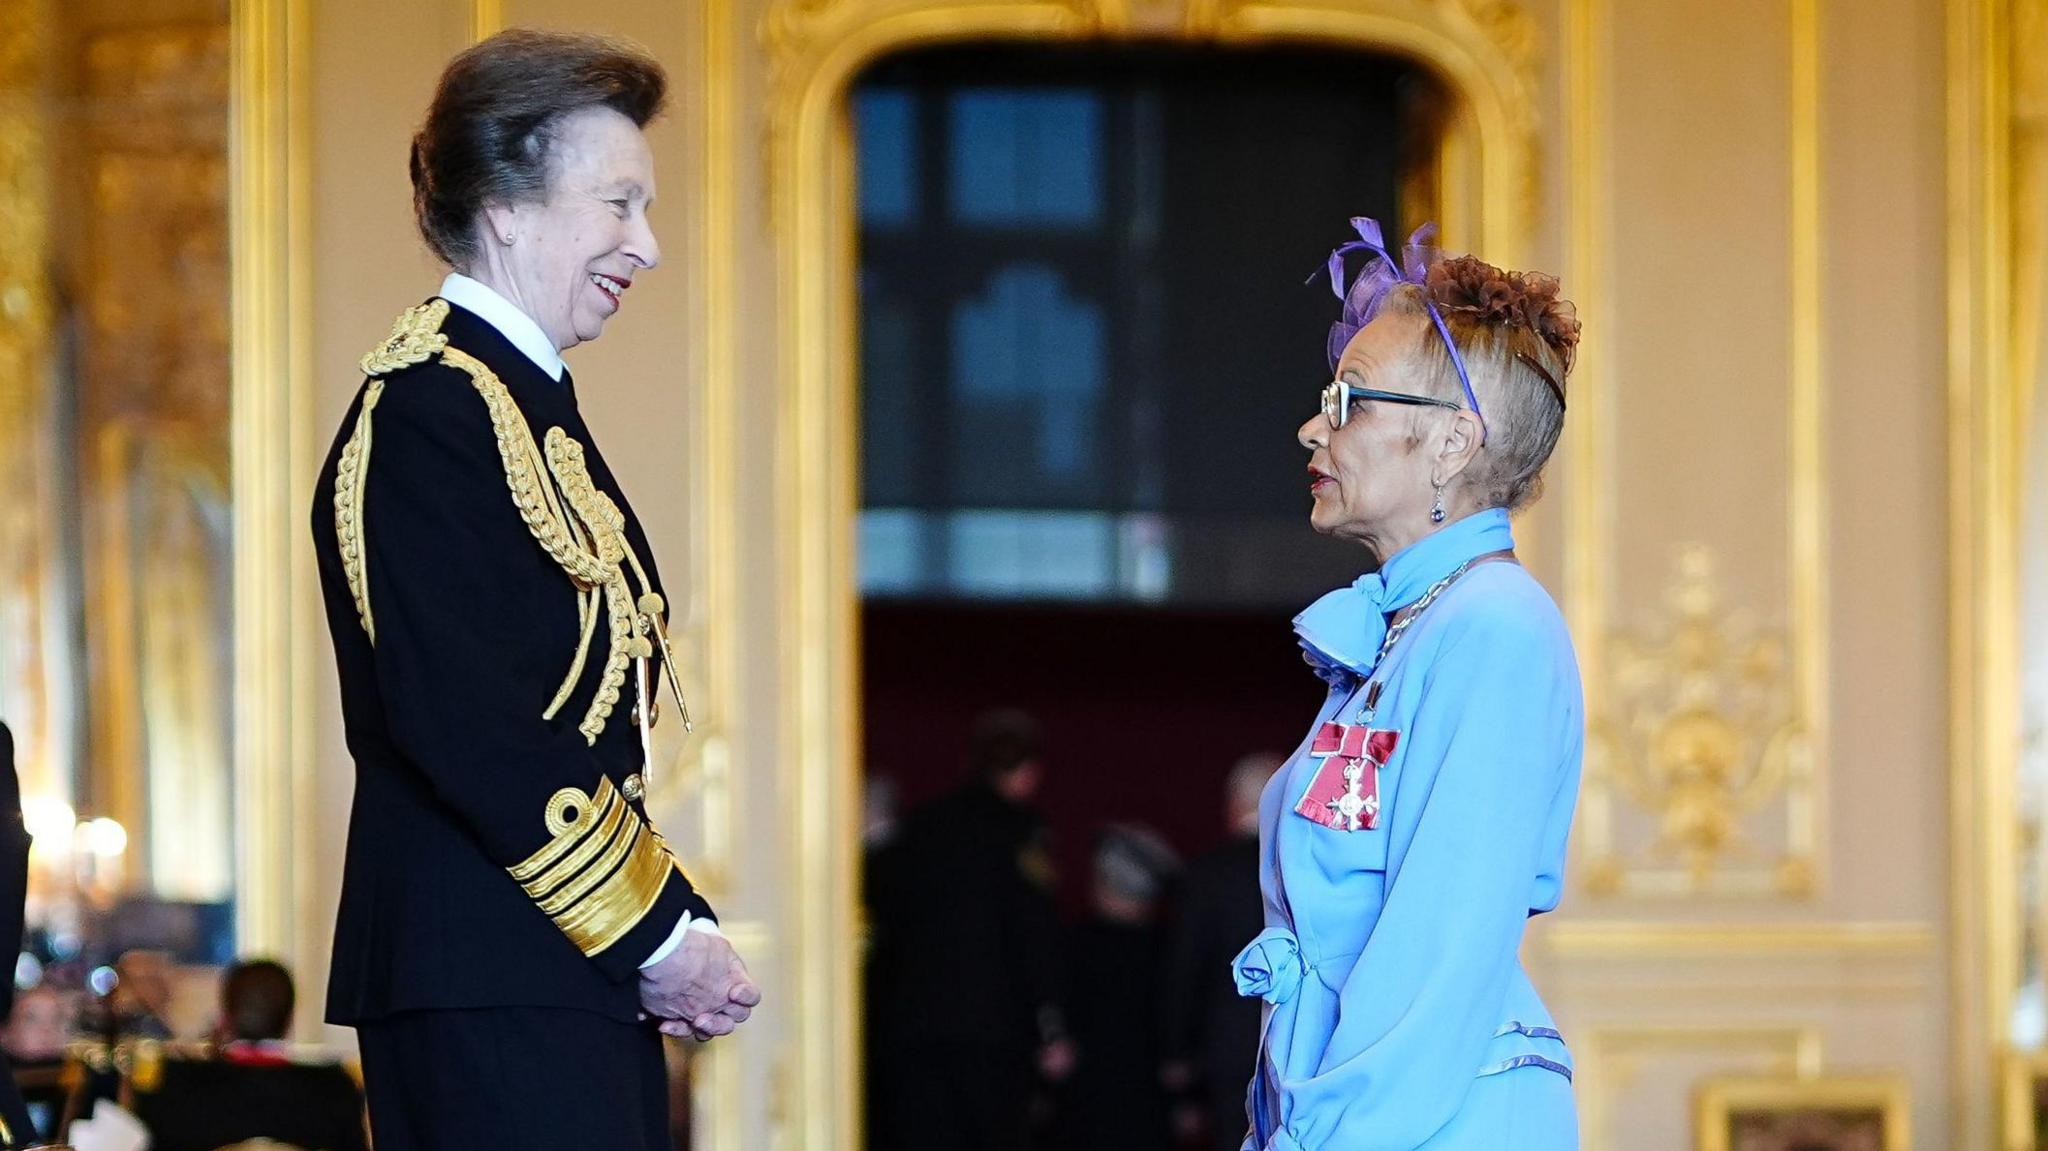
[1695,1075,1910,1151]
[2002,1051,2048,1151]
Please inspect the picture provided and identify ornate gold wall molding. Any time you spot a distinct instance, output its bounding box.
[1580,545,1814,897]
[1538,920,1937,960]
[469,0,503,43]
[668,0,741,900]
[227,0,316,1003]
[1565,0,1829,905]
[1952,0,2025,1143]
[763,1,1542,1144]
[684,0,745,1146]
[0,0,57,802]
[1577,1024,1825,1151]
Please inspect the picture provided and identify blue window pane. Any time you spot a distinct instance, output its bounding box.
[948,90,1101,225]
[858,508,928,595]
[856,89,918,225]
[948,265,1104,504]
[860,296,919,504]
[944,511,1113,598]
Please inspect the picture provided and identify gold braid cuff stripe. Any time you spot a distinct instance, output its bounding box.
[521,786,630,903]
[507,776,678,956]
[552,816,677,957]
[509,775,621,883]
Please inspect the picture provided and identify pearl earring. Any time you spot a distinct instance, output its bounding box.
[1431,480,1446,524]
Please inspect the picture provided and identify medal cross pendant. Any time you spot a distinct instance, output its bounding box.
[1326,758,1379,831]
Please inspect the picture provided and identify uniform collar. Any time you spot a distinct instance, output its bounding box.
[438,272,566,383]
[1292,508,1516,679]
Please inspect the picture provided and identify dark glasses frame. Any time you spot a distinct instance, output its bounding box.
[1321,379,1464,430]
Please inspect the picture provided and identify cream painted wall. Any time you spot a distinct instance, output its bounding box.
[291,0,1959,1145]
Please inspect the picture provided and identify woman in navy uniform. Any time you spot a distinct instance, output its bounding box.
[1231,220,1582,1150]
[312,31,758,1150]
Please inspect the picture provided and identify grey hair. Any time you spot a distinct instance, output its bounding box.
[410,30,667,268]
[1379,285,1567,512]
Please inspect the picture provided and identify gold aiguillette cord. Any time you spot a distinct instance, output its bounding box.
[637,593,693,733]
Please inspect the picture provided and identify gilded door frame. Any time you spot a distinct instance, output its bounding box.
[765,1,1539,1144]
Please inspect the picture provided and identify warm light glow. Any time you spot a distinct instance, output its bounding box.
[20,797,74,849]
[82,819,127,859]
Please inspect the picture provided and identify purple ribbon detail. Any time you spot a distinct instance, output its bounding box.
[1315,217,1487,440]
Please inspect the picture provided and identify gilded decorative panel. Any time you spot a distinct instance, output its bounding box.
[1579,545,1814,898]
[1565,0,1825,903]
[0,0,58,801]
[76,22,235,903]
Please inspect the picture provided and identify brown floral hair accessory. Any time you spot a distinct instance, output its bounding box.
[1425,255,1583,370]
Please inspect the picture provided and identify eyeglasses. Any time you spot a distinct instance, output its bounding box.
[1320,379,1464,430]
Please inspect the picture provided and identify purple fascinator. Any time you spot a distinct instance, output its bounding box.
[1319,217,1486,437]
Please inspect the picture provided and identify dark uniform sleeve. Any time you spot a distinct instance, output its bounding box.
[1004,826,1065,1046]
[0,738,32,1147]
[1157,875,1207,1068]
[356,374,711,981]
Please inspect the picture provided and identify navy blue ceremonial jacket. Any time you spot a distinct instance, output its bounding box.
[313,301,714,1026]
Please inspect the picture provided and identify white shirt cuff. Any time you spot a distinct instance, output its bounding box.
[639,911,724,969]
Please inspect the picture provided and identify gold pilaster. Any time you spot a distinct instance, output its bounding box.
[227,0,316,1018]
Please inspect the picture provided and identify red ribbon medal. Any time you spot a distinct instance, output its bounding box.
[1294,721,1399,832]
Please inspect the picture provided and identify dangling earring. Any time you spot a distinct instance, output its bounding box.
[1430,479,1447,524]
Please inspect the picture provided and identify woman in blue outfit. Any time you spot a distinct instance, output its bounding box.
[1231,219,1584,1151]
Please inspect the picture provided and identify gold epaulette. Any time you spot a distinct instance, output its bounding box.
[507,776,683,955]
[334,301,453,643]
[331,299,685,746]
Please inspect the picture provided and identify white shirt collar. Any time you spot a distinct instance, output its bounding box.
[437,273,566,382]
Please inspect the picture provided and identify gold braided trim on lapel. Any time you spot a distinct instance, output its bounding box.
[435,345,648,745]
[342,299,668,747]
[335,300,453,644]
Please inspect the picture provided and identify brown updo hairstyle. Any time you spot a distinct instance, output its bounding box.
[410,29,668,268]
[1383,256,1581,511]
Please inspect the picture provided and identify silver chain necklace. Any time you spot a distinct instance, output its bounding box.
[1357,553,1503,721]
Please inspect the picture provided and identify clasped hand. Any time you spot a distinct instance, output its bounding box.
[639,928,761,1041]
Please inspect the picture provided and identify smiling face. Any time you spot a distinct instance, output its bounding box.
[1297,311,1481,560]
[477,105,660,351]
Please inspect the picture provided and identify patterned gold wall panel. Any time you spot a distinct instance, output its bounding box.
[78,22,233,901]
[0,0,60,803]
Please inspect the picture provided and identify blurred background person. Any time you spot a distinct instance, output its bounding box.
[0,985,67,1069]
[1,983,72,1145]
[865,709,1066,1151]
[1161,753,1283,1151]
[1055,823,1181,1151]
[127,958,366,1151]
[82,951,172,1044]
